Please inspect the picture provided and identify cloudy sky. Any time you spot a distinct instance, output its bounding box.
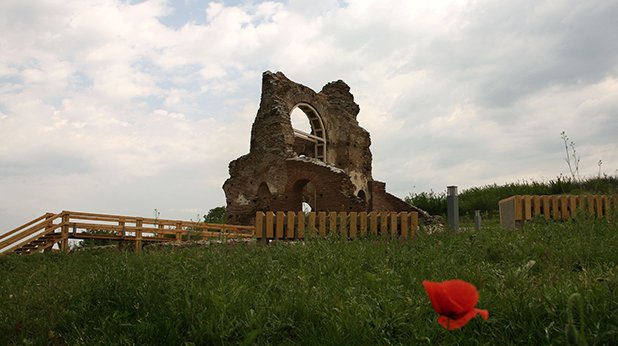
[1,0,617,231]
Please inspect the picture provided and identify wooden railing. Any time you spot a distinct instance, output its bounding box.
[255,211,419,241]
[499,195,617,229]
[0,211,254,255]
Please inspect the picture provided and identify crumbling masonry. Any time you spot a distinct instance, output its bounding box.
[223,71,419,225]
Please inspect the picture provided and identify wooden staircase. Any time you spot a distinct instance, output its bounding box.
[13,233,63,255]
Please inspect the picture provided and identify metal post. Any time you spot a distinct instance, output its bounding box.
[474,210,482,231]
[447,186,459,232]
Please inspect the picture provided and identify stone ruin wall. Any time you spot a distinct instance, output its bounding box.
[223,71,418,225]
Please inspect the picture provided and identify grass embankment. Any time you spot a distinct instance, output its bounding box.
[1,218,617,345]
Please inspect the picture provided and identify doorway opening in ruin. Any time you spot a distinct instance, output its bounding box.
[290,103,326,162]
[291,179,317,212]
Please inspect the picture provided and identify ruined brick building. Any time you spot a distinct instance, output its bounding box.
[223,71,421,225]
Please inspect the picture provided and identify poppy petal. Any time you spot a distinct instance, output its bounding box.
[437,309,479,330]
[441,280,479,312]
[422,280,464,316]
[475,308,489,320]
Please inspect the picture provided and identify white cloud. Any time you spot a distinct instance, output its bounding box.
[1,0,618,231]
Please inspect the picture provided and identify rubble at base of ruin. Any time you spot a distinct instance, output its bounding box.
[223,71,427,225]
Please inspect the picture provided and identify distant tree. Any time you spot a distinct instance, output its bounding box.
[204,206,227,224]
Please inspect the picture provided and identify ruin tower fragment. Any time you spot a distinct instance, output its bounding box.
[223,71,417,225]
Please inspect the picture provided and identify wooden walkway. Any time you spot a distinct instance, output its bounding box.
[0,211,254,255]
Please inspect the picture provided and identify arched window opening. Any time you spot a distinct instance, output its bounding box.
[290,103,326,162]
[302,202,312,213]
[291,108,312,133]
[357,189,366,202]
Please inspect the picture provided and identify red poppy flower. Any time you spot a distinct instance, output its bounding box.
[422,279,489,330]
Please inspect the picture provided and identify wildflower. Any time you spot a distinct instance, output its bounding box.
[422,279,489,330]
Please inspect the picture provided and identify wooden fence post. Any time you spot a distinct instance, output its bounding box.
[255,212,265,242]
[400,212,409,239]
[411,212,419,238]
[369,212,378,235]
[135,218,143,254]
[390,212,398,238]
[349,212,357,239]
[359,211,367,237]
[524,195,532,221]
[265,212,275,240]
[175,222,183,242]
[318,212,326,236]
[297,211,305,239]
[542,195,551,221]
[60,212,69,253]
[328,212,337,235]
[276,211,285,239]
[338,212,347,238]
[286,212,295,240]
[307,212,316,236]
[380,211,389,236]
[533,196,541,217]
[568,196,577,219]
[560,195,569,220]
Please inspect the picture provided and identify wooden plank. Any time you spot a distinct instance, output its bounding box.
[329,212,337,235]
[587,195,595,215]
[135,218,143,254]
[297,211,305,240]
[175,222,183,242]
[307,212,316,235]
[390,212,398,238]
[369,211,378,235]
[596,196,603,218]
[569,196,577,219]
[400,212,409,239]
[349,212,357,239]
[318,212,326,236]
[602,195,609,218]
[265,212,275,239]
[411,212,418,238]
[560,195,569,219]
[255,212,264,239]
[380,211,389,236]
[286,212,295,239]
[551,196,559,220]
[276,211,285,239]
[524,196,532,220]
[338,212,347,238]
[533,196,541,217]
[60,213,70,252]
[514,196,523,221]
[359,212,368,237]
[157,224,164,238]
[542,195,551,220]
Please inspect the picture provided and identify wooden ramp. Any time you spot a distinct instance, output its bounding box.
[0,211,255,255]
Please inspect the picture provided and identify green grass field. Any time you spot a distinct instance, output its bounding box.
[1,217,617,345]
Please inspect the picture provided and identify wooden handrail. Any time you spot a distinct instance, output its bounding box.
[0,213,54,243]
[0,212,65,253]
[63,210,254,232]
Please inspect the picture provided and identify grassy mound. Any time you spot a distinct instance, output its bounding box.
[1,218,617,344]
